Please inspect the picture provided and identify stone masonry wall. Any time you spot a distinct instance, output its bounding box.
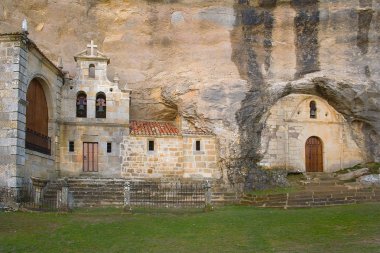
[24,150,56,180]
[60,124,125,178]
[121,136,184,179]
[121,135,218,180]
[0,33,63,187]
[183,136,219,179]
[61,57,130,123]
[59,46,130,178]
[21,44,64,182]
[0,34,24,187]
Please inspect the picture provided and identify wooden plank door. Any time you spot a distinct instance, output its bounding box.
[83,142,98,172]
[26,79,48,135]
[305,137,323,172]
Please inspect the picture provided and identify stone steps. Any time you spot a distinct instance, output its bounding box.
[241,187,380,208]
[68,180,124,207]
[304,172,336,180]
[39,178,240,208]
[42,182,63,202]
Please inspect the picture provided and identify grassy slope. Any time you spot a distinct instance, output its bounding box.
[1,204,380,253]
[335,162,380,175]
[246,173,306,196]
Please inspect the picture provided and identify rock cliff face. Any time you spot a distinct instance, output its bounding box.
[1,0,379,188]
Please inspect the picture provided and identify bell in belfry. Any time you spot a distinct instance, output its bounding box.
[77,97,86,111]
[97,97,105,112]
[310,110,316,118]
[309,101,317,119]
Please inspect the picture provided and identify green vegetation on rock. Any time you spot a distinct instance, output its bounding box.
[336,162,380,175]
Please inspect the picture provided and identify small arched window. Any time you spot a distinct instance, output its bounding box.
[96,92,106,118]
[76,91,87,118]
[310,101,317,119]
[89,64,95,78]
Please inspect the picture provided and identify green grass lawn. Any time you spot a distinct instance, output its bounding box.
[1,204,380,253]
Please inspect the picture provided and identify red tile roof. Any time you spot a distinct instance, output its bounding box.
[130,121,180,136]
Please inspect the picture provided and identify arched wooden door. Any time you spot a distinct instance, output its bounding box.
[305,136,323,172]
[25,78,50,154]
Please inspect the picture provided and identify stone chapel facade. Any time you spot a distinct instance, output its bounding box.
[0,31,368,191]
[0,32,219,189]
[259,94,365,173]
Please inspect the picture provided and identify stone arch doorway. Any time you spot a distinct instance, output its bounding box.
[25,78,51,155]
[305,136,323,172]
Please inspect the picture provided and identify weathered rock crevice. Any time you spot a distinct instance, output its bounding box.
[230,0,379,189]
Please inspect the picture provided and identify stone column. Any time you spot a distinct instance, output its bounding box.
[204,180,213,211]
[0,33,28,191]
[123,181,132,212]
[31,177,48,207]
[60,186,69,211]
[34,186,42,205]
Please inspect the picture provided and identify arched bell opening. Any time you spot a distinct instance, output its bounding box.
[95,92,106,119]
[76,91,87,118]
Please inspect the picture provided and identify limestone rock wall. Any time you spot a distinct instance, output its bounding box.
[1,0,379,188]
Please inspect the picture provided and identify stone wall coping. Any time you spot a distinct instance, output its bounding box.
[129,134,214,138]
[74,49,110,64]
[0,32,64,78]
[121,88,132,93]
[30,176,48,187]
[130,134,180,138]
[182,133,215,137]
[74,54,110,64]
[59,120,129,128]
[0,32,25,41]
